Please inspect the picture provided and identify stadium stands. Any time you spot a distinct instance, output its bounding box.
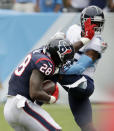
[0,0,13,9]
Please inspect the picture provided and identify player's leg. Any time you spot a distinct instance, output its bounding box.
[67,75,96,131]
[4,96,27,131]
[22,100,62,131]
[4,95,61,131]
[68,93,96,131]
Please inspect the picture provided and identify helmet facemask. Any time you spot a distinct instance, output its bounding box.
[91,17,104,35]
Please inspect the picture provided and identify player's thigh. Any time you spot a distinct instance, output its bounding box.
[21,101,62,131]
[68,94,92,127]
[4,96,61,131]
[4,96,18,124]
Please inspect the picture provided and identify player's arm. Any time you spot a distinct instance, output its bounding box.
[64,39,108,75]
[66,39,108,75]
[29,69,50,102]
[85,49,101,61]
[29,69,58,104]
[63,50,100,75]
[61,55,93,75]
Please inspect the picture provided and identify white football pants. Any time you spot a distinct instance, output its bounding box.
[4,95,62,131]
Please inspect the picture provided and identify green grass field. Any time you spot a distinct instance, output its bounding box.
[0,104,114,131]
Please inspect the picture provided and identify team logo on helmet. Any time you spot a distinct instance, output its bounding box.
[58,40,72,56]
[57,40,73,63]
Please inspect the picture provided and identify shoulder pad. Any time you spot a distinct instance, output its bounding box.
[32,54,55,76]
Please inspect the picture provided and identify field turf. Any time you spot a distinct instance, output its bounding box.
[0,104,114,131]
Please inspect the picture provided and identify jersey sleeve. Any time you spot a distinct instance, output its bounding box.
[60,54,93,75]
[32,53,55,76]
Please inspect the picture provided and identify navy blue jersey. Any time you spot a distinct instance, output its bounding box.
[8,48,55,101]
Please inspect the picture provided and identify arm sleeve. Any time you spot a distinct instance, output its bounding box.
[62,55,93,75]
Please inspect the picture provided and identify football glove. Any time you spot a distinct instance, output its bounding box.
[81,18,97,45]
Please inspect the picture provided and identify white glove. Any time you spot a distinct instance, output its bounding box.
[51,32,65,40]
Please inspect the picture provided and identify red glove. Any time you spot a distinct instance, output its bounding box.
[84,18,97,40]
[49,84,59,104]
[52,84,59,101]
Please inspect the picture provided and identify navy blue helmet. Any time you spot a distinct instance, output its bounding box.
[46,38,74,67]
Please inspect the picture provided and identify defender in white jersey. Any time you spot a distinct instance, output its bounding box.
[55,6,107,131]
[66,23,107,79]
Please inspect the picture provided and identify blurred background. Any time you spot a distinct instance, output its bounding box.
[0,0,114,131]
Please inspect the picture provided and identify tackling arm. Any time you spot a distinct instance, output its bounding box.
[63,49,100,75]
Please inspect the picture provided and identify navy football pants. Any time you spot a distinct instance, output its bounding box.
[60,74,94,127]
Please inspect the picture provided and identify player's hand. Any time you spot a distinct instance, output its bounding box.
[80,18,97,45]
[84,18,97,40]
[51,32,65,40]
[49,84,59,104]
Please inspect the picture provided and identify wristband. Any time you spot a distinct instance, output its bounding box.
[49,96,56,104]
[80,37,90,45]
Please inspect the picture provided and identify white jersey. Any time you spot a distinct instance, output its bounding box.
[66,24,107,79]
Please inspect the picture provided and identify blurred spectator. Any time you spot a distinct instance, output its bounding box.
[0,0,13,9]
[62,0,70,8]
[12,0,38,12]
[38,0,63,12]
[63,0,89,12]
[89,0,107,9]
[107,0,114,11]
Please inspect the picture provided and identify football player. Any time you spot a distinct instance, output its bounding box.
[4,20,95,131]
[4,38,74,131]
[52,6,107,131]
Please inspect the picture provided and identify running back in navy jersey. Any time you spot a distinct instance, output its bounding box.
[8,48,55,101]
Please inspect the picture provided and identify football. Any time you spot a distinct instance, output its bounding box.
[42,80,56,95]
